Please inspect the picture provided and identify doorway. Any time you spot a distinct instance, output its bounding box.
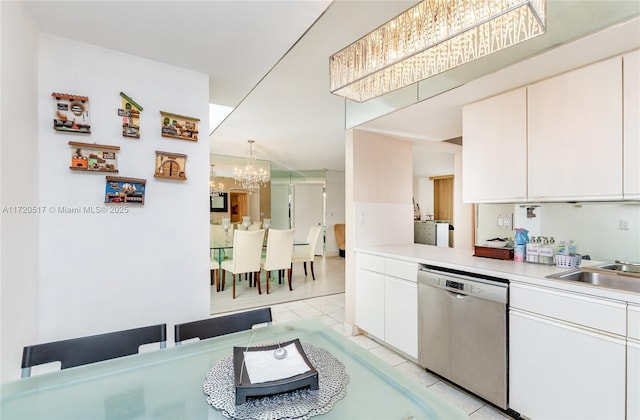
[293,184,324,256]
[229,191,248,223]
[431,175,454,223]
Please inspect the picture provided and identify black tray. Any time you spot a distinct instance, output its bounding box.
[233,338,319,405]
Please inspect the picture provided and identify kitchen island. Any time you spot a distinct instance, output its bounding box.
[355,244,639,419]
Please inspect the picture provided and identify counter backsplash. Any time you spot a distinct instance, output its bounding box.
[476,202,640,263]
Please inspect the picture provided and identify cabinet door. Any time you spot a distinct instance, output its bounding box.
[462,88,527,203]
[355,269,385,339]
[384,277,418,359]
[509,309,626,419]
[628,339,640,420]
[528,57,623,200]
[624,50,640,199]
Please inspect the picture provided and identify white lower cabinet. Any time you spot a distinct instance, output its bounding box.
[510,309,626,419]
[629,339,640,420]
[384,276,418,358]
[355,253,418,359]
[355,268,385,339]
[628,304,640,420]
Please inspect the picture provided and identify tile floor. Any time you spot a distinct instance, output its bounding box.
[211,256,346,315]
[212,256,513,418]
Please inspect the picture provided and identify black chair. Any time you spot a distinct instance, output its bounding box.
[174,307,272,345]
[21,323,167,378]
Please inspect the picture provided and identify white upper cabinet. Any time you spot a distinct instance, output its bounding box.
[623,50,640,199]
[527,56,623,201]
[462,88,528,203]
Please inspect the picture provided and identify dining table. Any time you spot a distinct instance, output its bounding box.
[0,319,468,419]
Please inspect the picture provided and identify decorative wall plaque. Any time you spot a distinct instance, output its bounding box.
[154,151,187,180]
[69,141,119,172]
[118,92,143,139]
[105,176,146,205]
[159,111,199,142]
[52,93,91,133]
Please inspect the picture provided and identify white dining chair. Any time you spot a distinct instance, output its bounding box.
[260,229,295,294]
[210,258,220,291]
[210,223,234,244]
[291,225,322,280]
[221,229,265,298]
[248,221,262,231]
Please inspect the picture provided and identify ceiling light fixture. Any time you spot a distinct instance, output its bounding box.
[210,164,225,196]
[329,0,546,102]
[233,140,270,194]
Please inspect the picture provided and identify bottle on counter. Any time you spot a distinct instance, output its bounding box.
[568,240,577,255]
[557,240,568,256]
[526,237,539,263]
[513,228,529,262]
[538,237,555,265]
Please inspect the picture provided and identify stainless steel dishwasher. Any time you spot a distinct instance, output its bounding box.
[418,265,509,409]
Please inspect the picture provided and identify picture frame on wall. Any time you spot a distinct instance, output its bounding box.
[210,193,228,213]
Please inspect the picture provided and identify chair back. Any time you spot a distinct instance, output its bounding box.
[174,307,272,345]
[304,225,323,259]
[334,224,345,250]
[247,221,262,231]
[263,229,295,271]
[229,229,265,273]
[210,223,233,245]
[21,324,167,378]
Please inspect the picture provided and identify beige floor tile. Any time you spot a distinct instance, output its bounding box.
[470,405,514,419]
[291,306,323,318]
[368,345,406,367]
[347,334,380,350]
[313,314,341,326]
[427,381,485,415]
[271,310,301,324]
[393,361,440,387]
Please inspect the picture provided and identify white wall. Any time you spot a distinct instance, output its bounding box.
[33,35,210,352]
[345,129,414,326]
[325,170,345,257]
[0,1,40,383]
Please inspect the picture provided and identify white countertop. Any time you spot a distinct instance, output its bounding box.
[356,243,640,304]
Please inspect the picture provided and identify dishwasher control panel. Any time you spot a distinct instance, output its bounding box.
[418,266,508,304]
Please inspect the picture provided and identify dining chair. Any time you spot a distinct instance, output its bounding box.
[291,225,323,280]
[210,258,220,291]
[248,221,262,231]
[21,324,167,378]
[174,307,272,345]
[260,228,295,293]
[221,229,265,298]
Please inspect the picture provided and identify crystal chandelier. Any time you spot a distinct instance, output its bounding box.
[233,140,270,194]
[209,164,224,196]
[329,0,546,102]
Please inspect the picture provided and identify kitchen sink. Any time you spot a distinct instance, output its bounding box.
[597,263,640,275]
[547,269,640,294]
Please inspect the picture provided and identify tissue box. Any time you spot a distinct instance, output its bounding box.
[233,338,319,405]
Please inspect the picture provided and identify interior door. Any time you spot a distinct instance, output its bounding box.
[293,184,324,256]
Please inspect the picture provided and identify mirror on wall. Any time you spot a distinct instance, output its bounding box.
[210,155,327,233]
[209,153,271,225]
[476,202,640,262]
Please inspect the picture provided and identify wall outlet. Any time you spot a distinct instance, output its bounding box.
[620,219,630,230]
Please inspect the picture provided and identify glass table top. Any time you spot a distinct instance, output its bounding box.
[1,319,468,419]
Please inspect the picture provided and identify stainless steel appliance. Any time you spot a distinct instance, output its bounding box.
[418,265,508,409]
